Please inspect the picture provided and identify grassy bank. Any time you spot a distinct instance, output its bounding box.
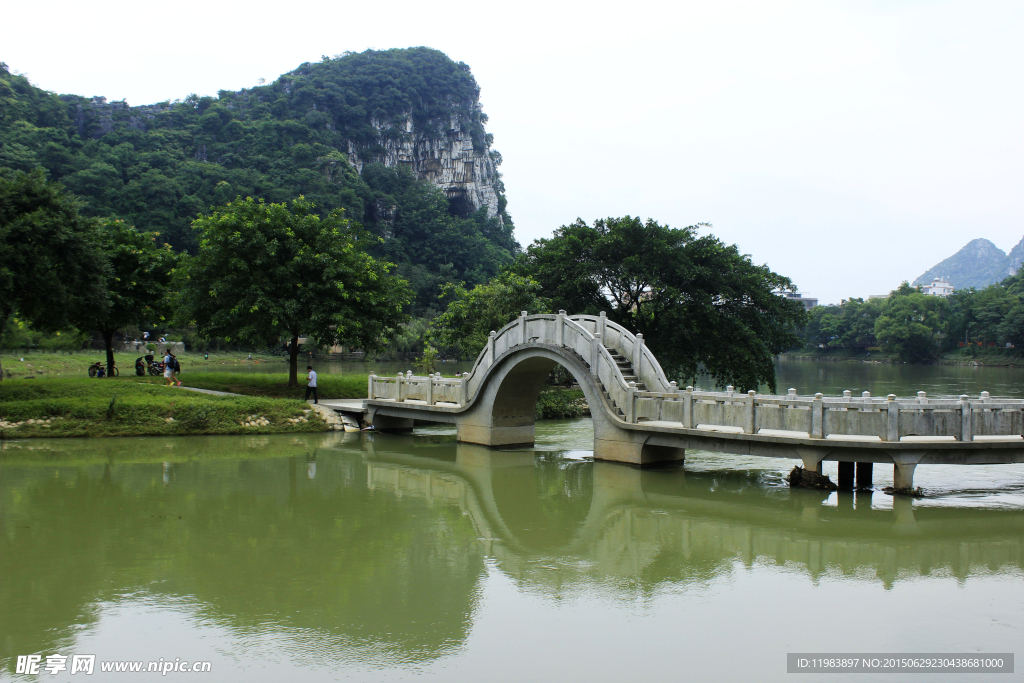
[781,348,1024,366]
[173,372,368,399]
[1,350,285,379]
[0,378,327,438]
[780,349,897,363]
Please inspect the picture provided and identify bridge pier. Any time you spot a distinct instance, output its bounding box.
[893,462,917,492]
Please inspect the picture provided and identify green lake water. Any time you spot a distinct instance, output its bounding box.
[2,361,1023,681]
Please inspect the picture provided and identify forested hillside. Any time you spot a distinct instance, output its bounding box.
[0,48,517,313]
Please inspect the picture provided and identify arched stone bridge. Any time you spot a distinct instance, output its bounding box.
[362,312,1024,491]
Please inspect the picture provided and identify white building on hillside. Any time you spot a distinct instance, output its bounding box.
[920,277,954,297]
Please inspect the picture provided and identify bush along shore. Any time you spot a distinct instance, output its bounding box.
[0,378,327,438]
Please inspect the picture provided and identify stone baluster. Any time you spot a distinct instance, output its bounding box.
[917,391,927,405]
[981,391,991,403]
[885,394,899,442]
[557,310,566,347]
[460,372,469,406]
[812,393,824,438]
[599,311,607,340]
[843,389,851,403]
[960,394,972,441]
[669,380,678,393]
[787,388,797,400]
[520,311,528,345]
[488,330,496,366]
[591,334,602,378]
[627,381,637,423]
[368,372,376,399]
[744,390,756,434]
[862,391,871,406]
[426,374,434,405]
[634,333,645,381]
[683,386,694,428]
[396,372,405,403]
[726,385,735,398]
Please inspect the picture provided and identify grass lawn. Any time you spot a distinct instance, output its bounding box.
[0,377,327,438]
[171,372,369,400]
[1,350,286,379]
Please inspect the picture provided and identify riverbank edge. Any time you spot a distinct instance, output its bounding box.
[781,352,1023,367]
[0,378,331,440]
[0,376,589,440]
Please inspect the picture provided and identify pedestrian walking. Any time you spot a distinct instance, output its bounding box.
[305,365,318,404]
[163,350,174,386]
[170,353,182,386]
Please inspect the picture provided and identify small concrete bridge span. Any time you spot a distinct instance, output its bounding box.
[363,312,1024,491]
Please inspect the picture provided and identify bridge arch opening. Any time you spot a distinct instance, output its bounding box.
[477,348,683,466]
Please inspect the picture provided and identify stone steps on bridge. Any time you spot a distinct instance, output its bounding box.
[607,351,647,391]
[603,349,647,417]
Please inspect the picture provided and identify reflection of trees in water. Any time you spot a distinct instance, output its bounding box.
[5,437,1024,667]
[0,454,484,665]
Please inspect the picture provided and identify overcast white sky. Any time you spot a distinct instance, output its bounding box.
[4,0,1022,304]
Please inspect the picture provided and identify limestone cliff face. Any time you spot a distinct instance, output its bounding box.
[342,110,503,221]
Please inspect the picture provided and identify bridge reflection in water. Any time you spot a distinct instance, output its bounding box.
[2,432,1023,673]
[360,437,1024,591]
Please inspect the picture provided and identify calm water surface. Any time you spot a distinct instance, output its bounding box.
[2,361,1024,682]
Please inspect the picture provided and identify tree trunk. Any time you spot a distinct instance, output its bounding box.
[288,334,299,388]
[0,309,11,382]
[103,328,116,378]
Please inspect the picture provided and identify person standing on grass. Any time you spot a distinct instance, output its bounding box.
[305,365,318,404]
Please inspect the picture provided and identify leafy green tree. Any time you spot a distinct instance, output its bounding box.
[0,168,108,380]
[76,219,178,376]
[513,217,806,392]
[176,196,411,386]
[873,284,949,362]
[429,272,549,357]
[800,297,883,350]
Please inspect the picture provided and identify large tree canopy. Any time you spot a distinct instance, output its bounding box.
[512,217,807,392]
[0,168,108,380]
[175,196,411,386]
[428,272,550,357]
[873,283,949,363]
[77,219,178,375]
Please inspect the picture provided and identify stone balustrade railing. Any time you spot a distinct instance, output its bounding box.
[371,311,673,413]
[366,311,1024,443]
[368,371,469,407]
[629,387,1024,442]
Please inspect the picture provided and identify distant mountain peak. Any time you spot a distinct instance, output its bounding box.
[914,237,1021,290]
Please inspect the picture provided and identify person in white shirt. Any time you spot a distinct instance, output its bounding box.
[305,365,318,404]
[163,352,174,386]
